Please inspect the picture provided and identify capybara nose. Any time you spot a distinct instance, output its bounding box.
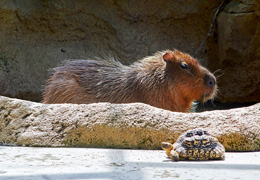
[204,73,216,88]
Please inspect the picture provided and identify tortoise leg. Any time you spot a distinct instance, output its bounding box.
[170,150,180,161]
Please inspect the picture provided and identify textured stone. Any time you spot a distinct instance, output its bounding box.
[216,0,260,102]
[0,0,259,104]
[0,96,259,151]
[0,0,220,101]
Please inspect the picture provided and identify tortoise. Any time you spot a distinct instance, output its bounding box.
[161,128,225,161]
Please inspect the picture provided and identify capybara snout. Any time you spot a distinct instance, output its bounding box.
[204,73,216,88]
[202,72,217,102]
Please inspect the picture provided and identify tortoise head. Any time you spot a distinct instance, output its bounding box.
[161,142,173,157]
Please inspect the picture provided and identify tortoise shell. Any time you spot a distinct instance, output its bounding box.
[162,128,225,161]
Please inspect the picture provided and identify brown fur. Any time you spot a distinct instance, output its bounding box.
[43,50,217,112]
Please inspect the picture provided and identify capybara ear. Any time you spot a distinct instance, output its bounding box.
[163,52,175,63]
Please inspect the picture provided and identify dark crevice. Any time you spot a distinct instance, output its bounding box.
[22,113,32,119]
[196,101,257,112]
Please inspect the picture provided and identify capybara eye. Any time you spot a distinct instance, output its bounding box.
[180,62,189,70]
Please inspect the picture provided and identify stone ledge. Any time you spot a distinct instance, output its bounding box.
[0,96,259,151]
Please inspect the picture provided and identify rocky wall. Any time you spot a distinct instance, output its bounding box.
[216,0,260,102]
[0,0,259,104]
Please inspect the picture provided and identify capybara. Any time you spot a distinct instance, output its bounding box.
[43,50,217,112]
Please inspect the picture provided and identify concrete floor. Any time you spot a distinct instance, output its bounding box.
[0,146,259,180]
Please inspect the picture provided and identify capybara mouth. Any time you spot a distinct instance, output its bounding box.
[200,89,217,103]
[200,93,211,103]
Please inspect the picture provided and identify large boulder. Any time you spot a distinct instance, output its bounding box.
[216,0,260,102]
[0,96,259,151]
[0,0,259,104]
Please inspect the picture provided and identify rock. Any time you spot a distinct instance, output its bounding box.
[0,0,259,104]
[0,96,259,151]
[0,0,220,101]
[216,0,260,102]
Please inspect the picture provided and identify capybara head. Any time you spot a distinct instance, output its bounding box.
[163,50,217,104]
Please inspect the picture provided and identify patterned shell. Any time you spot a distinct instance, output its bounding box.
[173,128,225,160]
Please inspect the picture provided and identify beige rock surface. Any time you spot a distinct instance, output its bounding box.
[0,96,259,151]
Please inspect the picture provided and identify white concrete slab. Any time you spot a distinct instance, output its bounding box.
[0,146,259,180]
